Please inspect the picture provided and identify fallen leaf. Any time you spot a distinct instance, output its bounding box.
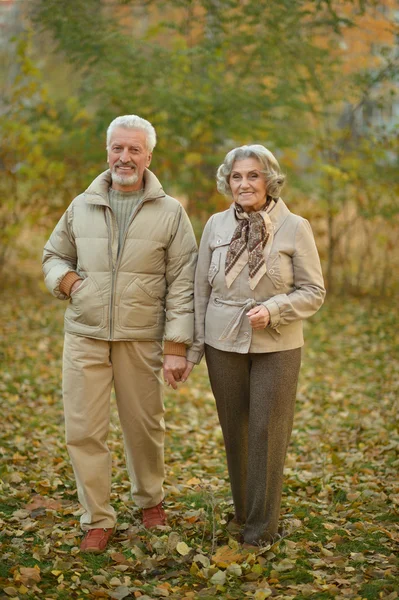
[176,541,191,556]
[24,495,62,512]
[272,559,296,572]
[212,545,243,567]
[254,590,272,600]
[210,569,226,585]
[194,554,210,568]
[153,587,170,597]
[18,565,41,585]
[226,563,242,576]
[109,586,131,600]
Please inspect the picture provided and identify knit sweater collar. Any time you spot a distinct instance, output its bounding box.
[108,188,144,202]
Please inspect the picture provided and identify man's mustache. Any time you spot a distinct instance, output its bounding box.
[114,163,136,169]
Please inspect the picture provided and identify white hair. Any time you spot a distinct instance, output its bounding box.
[106,115,157,152]
[216,144,286,199]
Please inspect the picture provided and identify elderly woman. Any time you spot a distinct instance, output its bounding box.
[184,144,326,546]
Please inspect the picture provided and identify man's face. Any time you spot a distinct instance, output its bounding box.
[107,127,152,192]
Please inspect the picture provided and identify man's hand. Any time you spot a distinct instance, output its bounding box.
[163,355,187,390]
[246,305,270,329]
[70,279,83,295]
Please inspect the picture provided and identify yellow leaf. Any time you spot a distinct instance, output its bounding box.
[186,477,201,485]
[19,584,29,593]
[254,590,272,600]
[176,542,191,556]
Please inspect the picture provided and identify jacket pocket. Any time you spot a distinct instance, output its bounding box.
[208,253,220,285]
[66,277,104,328]
[266,252,285,289]
[208,237,230,285]
[118,277,162,330]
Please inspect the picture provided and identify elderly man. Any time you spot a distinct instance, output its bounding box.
[43,115,197,553]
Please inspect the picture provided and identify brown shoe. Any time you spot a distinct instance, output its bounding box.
[143,501,166,529]
[80,528,113,553]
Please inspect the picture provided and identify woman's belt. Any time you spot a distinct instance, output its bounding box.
[215,296,280,343]
[216,297,257,342]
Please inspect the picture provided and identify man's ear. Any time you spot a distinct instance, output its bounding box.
[146,152,153,168]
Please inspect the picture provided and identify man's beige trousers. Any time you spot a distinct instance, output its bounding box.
[62,332,165,530]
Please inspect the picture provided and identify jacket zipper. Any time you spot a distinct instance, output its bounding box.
[105,208,117,341]
[106,196,152,341]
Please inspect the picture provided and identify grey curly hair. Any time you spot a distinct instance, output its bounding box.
[216,144,285,199]
[106,115,157,152]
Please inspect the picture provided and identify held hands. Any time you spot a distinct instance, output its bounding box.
[163,355,195,389]
[246,305,270,329]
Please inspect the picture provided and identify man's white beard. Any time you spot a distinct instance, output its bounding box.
[111,168,139,187]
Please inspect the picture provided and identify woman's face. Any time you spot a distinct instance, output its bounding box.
[229,158,268,213]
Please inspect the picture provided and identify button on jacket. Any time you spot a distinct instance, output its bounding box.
[187,199,325,363]
[42,168,198,345]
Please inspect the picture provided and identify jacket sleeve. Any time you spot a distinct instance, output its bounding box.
[186,216,214,364]
[42,204,79,300]
[263,218,326,328]
[164,205,198,346]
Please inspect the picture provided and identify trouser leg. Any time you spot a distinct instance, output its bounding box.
[111,340,165,509]
[62,333,116,530]
[205,345,250,523]
[243,348,301,543]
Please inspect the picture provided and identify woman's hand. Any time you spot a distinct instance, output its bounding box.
[246,305,270,329]
[181,360,195,383]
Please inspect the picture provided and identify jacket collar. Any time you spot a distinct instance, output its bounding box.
[83,168,166,206]
[229,197,290,235]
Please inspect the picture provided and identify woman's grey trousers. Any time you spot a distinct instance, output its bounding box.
[205,344,301,544]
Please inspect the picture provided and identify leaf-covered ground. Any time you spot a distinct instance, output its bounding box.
[0,273,398,600]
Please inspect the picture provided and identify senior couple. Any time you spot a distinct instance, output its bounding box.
[43,114,325,553]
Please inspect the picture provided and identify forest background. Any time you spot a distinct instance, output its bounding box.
[0,1,398,600]
[0,0,398,294]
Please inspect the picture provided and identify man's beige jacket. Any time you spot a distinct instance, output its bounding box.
[186,199,326,364]
[42,169,198,344]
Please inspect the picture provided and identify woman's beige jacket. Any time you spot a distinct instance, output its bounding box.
[186,199,325,364]
[42,169,198,344]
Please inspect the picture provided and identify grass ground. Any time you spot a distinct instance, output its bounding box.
[0,272,398,599]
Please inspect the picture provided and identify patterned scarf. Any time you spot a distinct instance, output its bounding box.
[225,200,275,290]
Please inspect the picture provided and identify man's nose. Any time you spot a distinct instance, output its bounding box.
[120,149,130,163]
